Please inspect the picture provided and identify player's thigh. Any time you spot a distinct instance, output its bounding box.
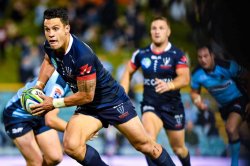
[36,129,63,159]
[142,111,163,140]
[45,108,59,121]
[64,113,103,146]
[13,130,42,161]
[116,116,150,145]
[226,112,243,132]
[166,129,185,147]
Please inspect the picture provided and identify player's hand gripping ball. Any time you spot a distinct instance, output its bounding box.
[20,88,44,114]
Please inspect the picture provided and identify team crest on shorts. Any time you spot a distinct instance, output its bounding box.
[114,103,129,119]
[174,114,183,128]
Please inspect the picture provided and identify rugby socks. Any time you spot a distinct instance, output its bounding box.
[178,151,191,166]
[229,139,240,166]
[152,147,176,166]
[77,144,108,166]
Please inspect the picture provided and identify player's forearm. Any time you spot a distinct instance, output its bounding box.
[172,68,190,90]
[190,90,207,110]
[120,72,131,94]
[172,77,189,89]
[120,64,135,94]
[191,92,201,104]
[172,74,190,90]
[53,91,94,108]
[36,58,55,89]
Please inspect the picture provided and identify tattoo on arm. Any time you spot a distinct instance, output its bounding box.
[77,79,96,92]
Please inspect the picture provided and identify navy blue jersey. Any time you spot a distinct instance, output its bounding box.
[3,71,71,126]
[191,59,247,107]
[44,35,129,109]
[130,43,188,104]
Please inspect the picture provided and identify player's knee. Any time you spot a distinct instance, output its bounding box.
[132,138,152,153]
[225,124,238,137]
[172,146,185,156]
[27,155,43,166]
[63,139,86,157]
[45,155,63,165]
[52,152,63,164]
[63,140,77,156]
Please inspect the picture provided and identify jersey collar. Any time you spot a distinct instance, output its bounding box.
[65,34,73,55]
[150,42,172,54]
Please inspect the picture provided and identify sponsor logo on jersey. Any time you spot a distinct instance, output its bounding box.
[179,55,187,64]
[141,58,151,68]
[51,86,64,98]
[209,80,232,92]
[144,78,173,86]
[79,64,92,75]
[151,55,161,60]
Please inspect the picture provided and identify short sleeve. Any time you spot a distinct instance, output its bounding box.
[176,54,188,69]
[191,72,201,90]
[130,49,141,70]
[76,47,97,81]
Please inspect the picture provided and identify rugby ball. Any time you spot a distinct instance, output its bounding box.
[20,88,44,114]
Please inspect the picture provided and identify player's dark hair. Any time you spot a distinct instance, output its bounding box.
[43,8,69,25]
[151,16,170,27]
[196,43,213,54]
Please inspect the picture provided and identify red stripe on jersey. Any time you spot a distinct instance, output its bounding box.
[176,64,188,68]
[77,73,96,80]
[130,61,138,70]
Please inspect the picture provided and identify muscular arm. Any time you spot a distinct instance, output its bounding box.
[172,67,190,89]
[120,62,137,94]
[63,78,96,106]
[31,77,96,115]
[35,54,55,90]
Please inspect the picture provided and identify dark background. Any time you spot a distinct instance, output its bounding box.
[202,0,249,69]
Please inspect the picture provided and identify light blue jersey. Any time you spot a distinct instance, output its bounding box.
[191,59,247,107]
[3,71,71,125]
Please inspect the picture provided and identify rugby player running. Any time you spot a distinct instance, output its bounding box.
[31,8,175,166]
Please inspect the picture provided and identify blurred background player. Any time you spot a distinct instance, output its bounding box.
[121,16,191,166]
[3,70,70,166]
[190,44,250,166]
